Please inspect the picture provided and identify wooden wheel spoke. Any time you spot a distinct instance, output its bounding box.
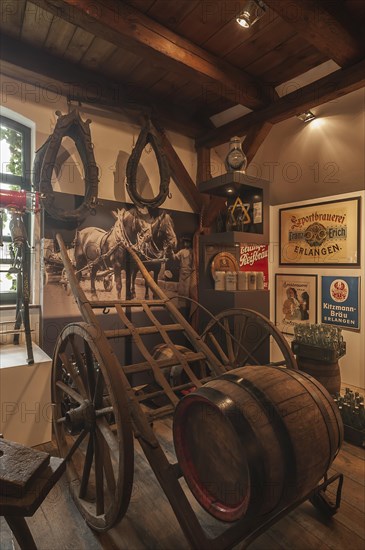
[231,328,258,365]
[246,331,271,362]
[223,318,235,364]
[234,316,248,360]
[79,434,94,499]
[237,350,258,366]
[96,428,116,495]
[59,352,87,398]
[233,339,261,366]
[64,429,88,462]
[220,318,255,366]
[56,380,84,404]
[93,369,105,408]
[208,331,230,364]
[228,322,263,366]
[94,432,104,516]
[95,406,114,418]
[69,335,90,397]
[96,417,120,458]
[84,340,97,398]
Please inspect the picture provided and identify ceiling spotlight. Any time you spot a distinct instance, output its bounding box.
[297,111,316,123]
[236,0,267,28]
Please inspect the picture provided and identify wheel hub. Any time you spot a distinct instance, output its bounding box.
[65,399,96,434]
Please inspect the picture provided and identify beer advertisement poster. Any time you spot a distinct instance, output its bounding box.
[239,244,269,289]
[275,274,318,335]
[279,197,360,265]
[322,276,360,331]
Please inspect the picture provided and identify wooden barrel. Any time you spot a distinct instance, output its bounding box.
[297,357,341,395]
[153,344,204,387]
[173,365,343,523]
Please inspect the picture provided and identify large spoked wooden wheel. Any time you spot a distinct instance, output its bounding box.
[201,308,298,370]
[52,322,134,531]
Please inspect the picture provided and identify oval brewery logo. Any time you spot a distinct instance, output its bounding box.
[330,279,349,302]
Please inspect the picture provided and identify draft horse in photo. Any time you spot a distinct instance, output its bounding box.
[73,208,177,299]
[129,211,177,299]
[74,208,132,299]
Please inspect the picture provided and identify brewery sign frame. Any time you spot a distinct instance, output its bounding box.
[321,275,360,331]
[275,273,318,335]
[279,197,361,266]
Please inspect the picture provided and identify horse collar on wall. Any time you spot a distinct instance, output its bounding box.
[126,120,171,209]
[33,109,99,225]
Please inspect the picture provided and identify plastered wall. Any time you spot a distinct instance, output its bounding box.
[0,75,197,211]
[212,87,364,205]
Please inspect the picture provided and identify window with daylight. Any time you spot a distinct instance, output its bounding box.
[0,115,32,304]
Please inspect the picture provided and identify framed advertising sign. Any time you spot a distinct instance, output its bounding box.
[275,274,317,335]
[279,197,360,266]
[322,276,360,331]
[239,244,269,289]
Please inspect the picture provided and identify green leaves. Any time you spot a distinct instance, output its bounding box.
[0,126,23,176]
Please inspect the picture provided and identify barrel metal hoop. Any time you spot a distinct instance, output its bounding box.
[223,372,298,508]
[275,367,339,469]
[199,386,267,518]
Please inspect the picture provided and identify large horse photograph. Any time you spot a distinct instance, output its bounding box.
[43,195,198,319]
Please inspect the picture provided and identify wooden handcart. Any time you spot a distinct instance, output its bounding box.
[52,233,343,549]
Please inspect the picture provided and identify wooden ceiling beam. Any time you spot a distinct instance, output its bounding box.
[0,34,206,138]
[242,121,273,161]
[30,0,275,110]
[264,0,364,67]
[197,58,365,148]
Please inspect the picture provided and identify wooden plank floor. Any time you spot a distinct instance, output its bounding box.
[1,419,364,550]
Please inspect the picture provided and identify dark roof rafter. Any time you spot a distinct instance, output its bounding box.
[0,35,207,138]
[197,58,365,148]
[30,0,276,110]
[264,0,364,68]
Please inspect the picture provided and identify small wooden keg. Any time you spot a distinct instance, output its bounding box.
[173,365,343,523]
[297,357,341,395]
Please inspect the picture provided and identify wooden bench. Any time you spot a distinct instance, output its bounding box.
[0,438,65,550]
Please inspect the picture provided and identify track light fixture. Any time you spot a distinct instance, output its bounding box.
[236,0,267,28]
[297,111,316,123]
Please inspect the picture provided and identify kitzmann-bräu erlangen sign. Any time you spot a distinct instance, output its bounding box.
[279,197,360,266]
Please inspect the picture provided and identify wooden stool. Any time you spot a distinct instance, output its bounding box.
[0,439,65,550]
